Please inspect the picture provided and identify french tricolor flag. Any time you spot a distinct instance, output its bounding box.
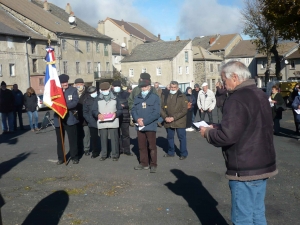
[43,46,67,118]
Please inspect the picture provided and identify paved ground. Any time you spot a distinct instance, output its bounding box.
[0,108,299,225]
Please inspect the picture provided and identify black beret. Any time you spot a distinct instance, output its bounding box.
[59,74,69,83]
[194,83,200,88]
[112,80,121,87]
[74,78,84,84]
[140,73,151,80]
[87,86,97,93]
[100,82,110,90]
[138,78,151,87]
[1,81,6,86]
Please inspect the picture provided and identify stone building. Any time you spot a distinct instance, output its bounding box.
[121,39,193,91]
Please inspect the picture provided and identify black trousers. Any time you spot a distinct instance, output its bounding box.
[14,105,24,129]
[55,123,78,161]
[89,127,100,156]
[186,110,193,128]
[201,110,213,124]
[292,110,300,132]
[119,122,130,154]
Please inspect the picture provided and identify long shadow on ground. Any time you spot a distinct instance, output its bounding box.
[165,169,229,225]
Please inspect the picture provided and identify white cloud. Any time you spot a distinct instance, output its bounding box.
[49,0,150,28]
[178,0,243,39]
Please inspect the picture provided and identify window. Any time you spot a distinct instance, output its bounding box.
[63,61,68,74]
[32,59,37,73]
[9,63,15,76]
[96,43,100,53]
[106,62,110,72]
[185,51,188,62]
[142,68,147,73]
[0,64,2,77]
[75,40,79,51]
[261,61,266,69]
[210,64,214,72]
[39,78,44,86]
[129,69,134,77]
[104,44,108,56]
[87,62,91,73]
[62,39,67,51]
[156,67,161,76]
[178,66,182,74]
[86,41,90,52]
[76,62,80,74]
[217,64,221,72]
[31,42,36,54]
[185,66,189,74]
[290,60,295,69]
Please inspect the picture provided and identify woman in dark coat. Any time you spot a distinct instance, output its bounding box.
[23,87,38,132]
[215,81,227,122]
[185,87,196,131]
[290,83,300,134]
[270,85,285,135]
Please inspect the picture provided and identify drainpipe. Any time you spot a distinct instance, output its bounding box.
[25,37,31,87]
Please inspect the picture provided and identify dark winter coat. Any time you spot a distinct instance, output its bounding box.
[12,90,24,106]
[23,93,38,112]
[83,95,98,128]
[113,90,130,123]
[77,88,89,126]
[215,87,227,108]
[185,87,196,111]
[54,86,79,127]
[131,89,160,132]
[128,86,158,110]
[271,92,285,120]
[160,90,188,128]
[192,89,200,109]
[0,89,14,113]
[205,79,277,180]
[292,96,300,122]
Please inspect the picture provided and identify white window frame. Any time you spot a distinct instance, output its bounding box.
[86,41,90,53]
[210,64,214,72]
[63,61,68,74]
[9,63,15,76]
[62,39,67,51]
[156,67,161,76]
[96,43,100,53]
[87,62,91,74]
[129,68,134,77]
[185,66,189,74]
[142,68,147,73]
[178,66,182,75]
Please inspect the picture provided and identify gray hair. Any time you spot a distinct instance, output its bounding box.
[170,81,179,86]
[221,61,251,81]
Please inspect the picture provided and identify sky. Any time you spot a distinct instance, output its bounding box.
[50,0,247,41]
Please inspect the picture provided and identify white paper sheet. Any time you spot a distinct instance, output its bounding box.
[294,109,300,115]
[135,123,145,130]
[193,121,210,128]
[269,97,274,107]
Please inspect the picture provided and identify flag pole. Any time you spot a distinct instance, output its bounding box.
[59,117,67,165]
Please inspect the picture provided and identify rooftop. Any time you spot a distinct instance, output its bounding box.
[226,40,257,58]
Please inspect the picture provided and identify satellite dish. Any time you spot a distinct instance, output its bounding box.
[285,59,289,64]
[68,16,76,24]
[121,43,126,48]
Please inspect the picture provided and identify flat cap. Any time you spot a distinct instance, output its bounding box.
[100,82,110,90]
[194,83,200,88]
[1,81,6,86]
[140,73,151,80]
[87,86,97,93]
[59,74,69,83]
[112,80,121,87]
[74,78,84,84]
[202,82,208,87]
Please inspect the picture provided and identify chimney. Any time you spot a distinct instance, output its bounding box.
[209,37,215,44]
[121,25,125,30]
[65,3,72,14]
[43,0,49,11]
[158,34,160,41]
[97,20,105,34]
[176,36,180,41]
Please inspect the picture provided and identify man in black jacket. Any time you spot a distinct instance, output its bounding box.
[200,61,277,225]
[192,83,200,122]
[112,80,132,156]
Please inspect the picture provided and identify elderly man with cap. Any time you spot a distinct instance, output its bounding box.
[74,78,90,156]
[197,82,216,124]
[192,83,201,122]
[0,81,15,133]
[112,80,132,156]
[54,74,80,165]
[83,86,100,158]
[92,82,122,161]
[131,74,160,172]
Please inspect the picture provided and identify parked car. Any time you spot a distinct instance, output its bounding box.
[37,95,48,111]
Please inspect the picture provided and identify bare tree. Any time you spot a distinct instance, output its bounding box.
[241,0,281,86]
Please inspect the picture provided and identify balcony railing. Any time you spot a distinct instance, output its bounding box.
[94,71,113,79]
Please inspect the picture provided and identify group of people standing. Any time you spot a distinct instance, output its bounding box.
[0,81,40,133]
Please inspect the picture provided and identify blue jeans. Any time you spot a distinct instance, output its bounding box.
[1,112,14,131]
[166,128,188,157]
[27,111,39,129]
[229,179,267,225]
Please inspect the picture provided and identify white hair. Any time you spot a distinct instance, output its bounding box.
[221,61,251,81]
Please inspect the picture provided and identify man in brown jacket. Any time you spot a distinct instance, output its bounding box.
[200,61,277,225]
[161,81,188,160]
